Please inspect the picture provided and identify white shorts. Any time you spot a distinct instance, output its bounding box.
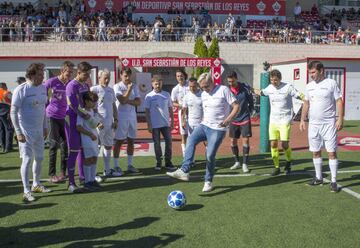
[19,130,44,159]
[308,122,337,152]
[115,118,137,140]
[98,126,114,147]
[178,109,188,135]
[83,145,99,158]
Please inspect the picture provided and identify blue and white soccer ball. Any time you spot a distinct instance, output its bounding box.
[167,190,186,210]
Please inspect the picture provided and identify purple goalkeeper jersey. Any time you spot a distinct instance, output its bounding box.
[66,79,89,117]
[44,77,67,119]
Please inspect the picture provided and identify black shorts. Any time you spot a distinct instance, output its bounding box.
[229,122,252,138]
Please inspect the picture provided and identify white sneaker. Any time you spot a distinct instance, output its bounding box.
[230,162,241,170]
[68,184,84,193]
[166,168,190,181]
[23,192,35,202]
[31,185,52,193]
[242,164,250,173]
[202,181,213,192]
[112,167,123,177]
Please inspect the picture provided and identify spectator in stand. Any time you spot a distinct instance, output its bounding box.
[311,4,318,15]
[153,19,162,42]
[98,15,106,41]
[123,2,136,22]
[293,2,302,22]
[235,16,242,29]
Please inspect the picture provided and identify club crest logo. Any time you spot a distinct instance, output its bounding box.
[256,1,266,14]
[88,0,97,9]
[213,58,221,67]
[272,1,281,15]
[105,0,114,11]
[122,58,129,67]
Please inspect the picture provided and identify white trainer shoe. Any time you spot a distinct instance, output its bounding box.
[23,192,35,202]
[242,164,250,173]
[202,181,213,192]
[230,162,241,170]
[166,168,190,181]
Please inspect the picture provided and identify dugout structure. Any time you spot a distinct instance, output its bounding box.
[119,57,222,134]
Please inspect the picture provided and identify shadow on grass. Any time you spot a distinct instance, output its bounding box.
[0,202,57,218]
[338,174,360,188]
[0,166,18,172]
[303,159,360,171]
[0,181,22,198]
[0,217,184,248]
[64,233,184,248]
[179,204,204,211]
[199,174,310,197]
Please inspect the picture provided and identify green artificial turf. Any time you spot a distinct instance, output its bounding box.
[0,151,359,248]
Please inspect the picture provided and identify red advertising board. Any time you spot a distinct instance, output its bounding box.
[120,57,222,84]
[85,0,286,15]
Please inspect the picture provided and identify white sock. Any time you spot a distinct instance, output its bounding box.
[91,164,97,181]
[32,157,43,187]
[21,155,32,193]
[329,159,338,183]
[181,143,186,156]
[313,157,323,180]
[127,155,133,166]
[114,158,119,168]
[103,149,111,173]
[84,166,92,183]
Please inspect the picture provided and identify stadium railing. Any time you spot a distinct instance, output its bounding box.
[0,26,359,45]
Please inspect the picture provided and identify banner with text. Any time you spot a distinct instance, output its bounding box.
[120,57,222,84]
[85,0,286,15]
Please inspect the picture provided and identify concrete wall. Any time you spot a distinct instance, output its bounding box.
[1,41,360,88]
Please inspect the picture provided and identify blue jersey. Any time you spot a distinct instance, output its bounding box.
[230,82,254,124]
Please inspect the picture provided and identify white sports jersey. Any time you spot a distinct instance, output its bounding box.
[201,85,237,131]
[171,82,189,108]
[144,90,173,129]
[11,82,47,134]
[262,82,302,124]
[114,81,140,119]
[305,78,342,125]
[183,90,203,127]
[76,109,101,150]
[91,85,116,127]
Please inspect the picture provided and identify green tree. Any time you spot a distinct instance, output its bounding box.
[194,37,209,78]
[208,37,220,59]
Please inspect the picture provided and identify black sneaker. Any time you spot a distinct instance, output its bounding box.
[84,182,96,191]
[307,178,323,186]
[284,161,292,175]
[330,182,339,193]
[91,181,102,189]
[165,163,177,171]
[154,164,162,171]
[271,168,280,176]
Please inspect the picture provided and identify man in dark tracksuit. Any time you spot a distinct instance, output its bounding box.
[227,71,254,173]
[0,82,13,153]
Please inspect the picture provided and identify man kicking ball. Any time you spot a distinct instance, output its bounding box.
[166,72,239,192]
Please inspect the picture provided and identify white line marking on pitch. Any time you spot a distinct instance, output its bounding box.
[322,178,360,200]
[0,171,359,200]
